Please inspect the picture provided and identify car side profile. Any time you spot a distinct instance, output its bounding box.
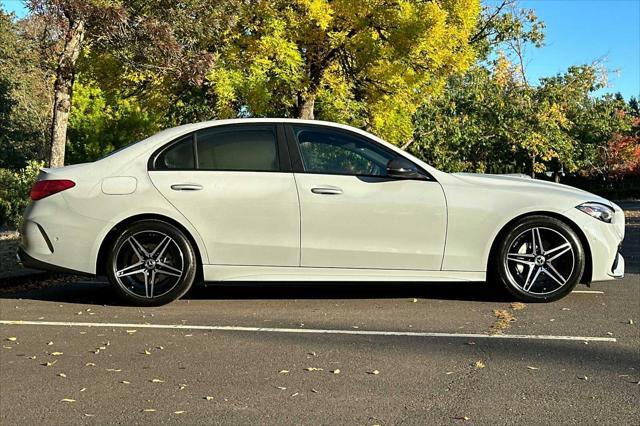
[18,119,625,306]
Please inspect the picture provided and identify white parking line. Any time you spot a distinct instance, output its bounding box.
[0,320,616,342]
[571,290,605,294]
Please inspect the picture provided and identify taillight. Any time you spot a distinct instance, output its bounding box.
[30,179,76,201]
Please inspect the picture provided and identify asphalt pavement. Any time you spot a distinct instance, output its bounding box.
[1,216,638,425]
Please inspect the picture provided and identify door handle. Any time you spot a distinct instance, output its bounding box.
[170,184,203,191]
[311,186,343,195]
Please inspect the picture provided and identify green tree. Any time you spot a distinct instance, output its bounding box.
[28,0,240,167]
[0,8,52,169]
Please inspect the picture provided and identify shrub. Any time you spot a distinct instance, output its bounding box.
[0,161,44,229]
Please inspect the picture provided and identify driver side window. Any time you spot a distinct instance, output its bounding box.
[292,126,394,177]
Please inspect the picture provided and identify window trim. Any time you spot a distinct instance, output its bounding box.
[284,123,434,181]
[148,123,291,173]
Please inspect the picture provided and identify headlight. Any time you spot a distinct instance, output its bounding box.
[576,202,614,223]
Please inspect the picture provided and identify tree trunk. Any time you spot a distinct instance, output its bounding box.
[530,154,536,179]
[297,93,315,120]
[49,18,85,168]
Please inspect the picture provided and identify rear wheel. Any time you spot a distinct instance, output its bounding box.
[106,220,197,306]
[493,215,585,302]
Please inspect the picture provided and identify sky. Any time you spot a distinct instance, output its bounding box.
[2,0,639,99]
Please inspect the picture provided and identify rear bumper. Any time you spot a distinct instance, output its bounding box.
[17,246,92,276]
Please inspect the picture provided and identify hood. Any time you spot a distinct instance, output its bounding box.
[451,172,611,207]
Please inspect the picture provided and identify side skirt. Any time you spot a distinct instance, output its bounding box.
[203,265,486,282]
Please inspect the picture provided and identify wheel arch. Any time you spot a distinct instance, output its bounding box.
[96,213,204,281]
[487,211,593,285]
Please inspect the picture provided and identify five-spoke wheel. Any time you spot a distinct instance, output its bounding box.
[107,220,197,306]
[494,216,585,302]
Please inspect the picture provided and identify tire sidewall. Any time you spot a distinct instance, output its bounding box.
[107,220,196,306]
[496,216,585,302]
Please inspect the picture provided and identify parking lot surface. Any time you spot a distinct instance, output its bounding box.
[1,213,638,425]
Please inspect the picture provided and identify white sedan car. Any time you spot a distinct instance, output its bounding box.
[18,119,625,305]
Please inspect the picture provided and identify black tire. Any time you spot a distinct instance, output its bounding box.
[492,215,585,303]
[106,220,197,306]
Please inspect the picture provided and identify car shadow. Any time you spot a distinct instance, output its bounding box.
[0,278,513,306]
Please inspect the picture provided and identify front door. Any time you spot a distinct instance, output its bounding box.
[288,124,447,270]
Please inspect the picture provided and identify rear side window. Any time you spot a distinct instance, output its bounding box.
[153,125,280,171]
[156,136,194,169]
[196,125,279,171]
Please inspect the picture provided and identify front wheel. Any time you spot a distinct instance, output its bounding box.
[492,215,585,303]
[106,220,197,306]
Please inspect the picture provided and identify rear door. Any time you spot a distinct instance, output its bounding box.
[287,124,447,270]
[148,123,300,266]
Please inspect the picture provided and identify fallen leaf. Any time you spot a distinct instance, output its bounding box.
[278,370,289,374]
[60,398,76,403]
[510,302,526,310]
[204,396,214,400]
[527,366,539,370]
[151,379,164,383]
[6,337,17,342]
[50,352,63,356]
[473,361,485,369]
[305,367,323,372]
[58,373,67,378]
[367,370,380,375]
[331,369,341,374]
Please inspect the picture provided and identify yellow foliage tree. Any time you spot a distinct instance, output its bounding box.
[209,0,480,145]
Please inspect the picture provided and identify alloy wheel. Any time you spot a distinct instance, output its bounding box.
[503,226,575,295]
[113,230,184,299]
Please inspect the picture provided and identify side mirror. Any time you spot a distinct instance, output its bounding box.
[386,157,423,179]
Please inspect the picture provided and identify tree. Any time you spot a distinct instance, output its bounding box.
[207,0,480,145]
[28,0,240,167]
[27,0,128,168]
[0,8,53,169]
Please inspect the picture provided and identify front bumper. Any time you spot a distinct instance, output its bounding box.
[610,252,624,278]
